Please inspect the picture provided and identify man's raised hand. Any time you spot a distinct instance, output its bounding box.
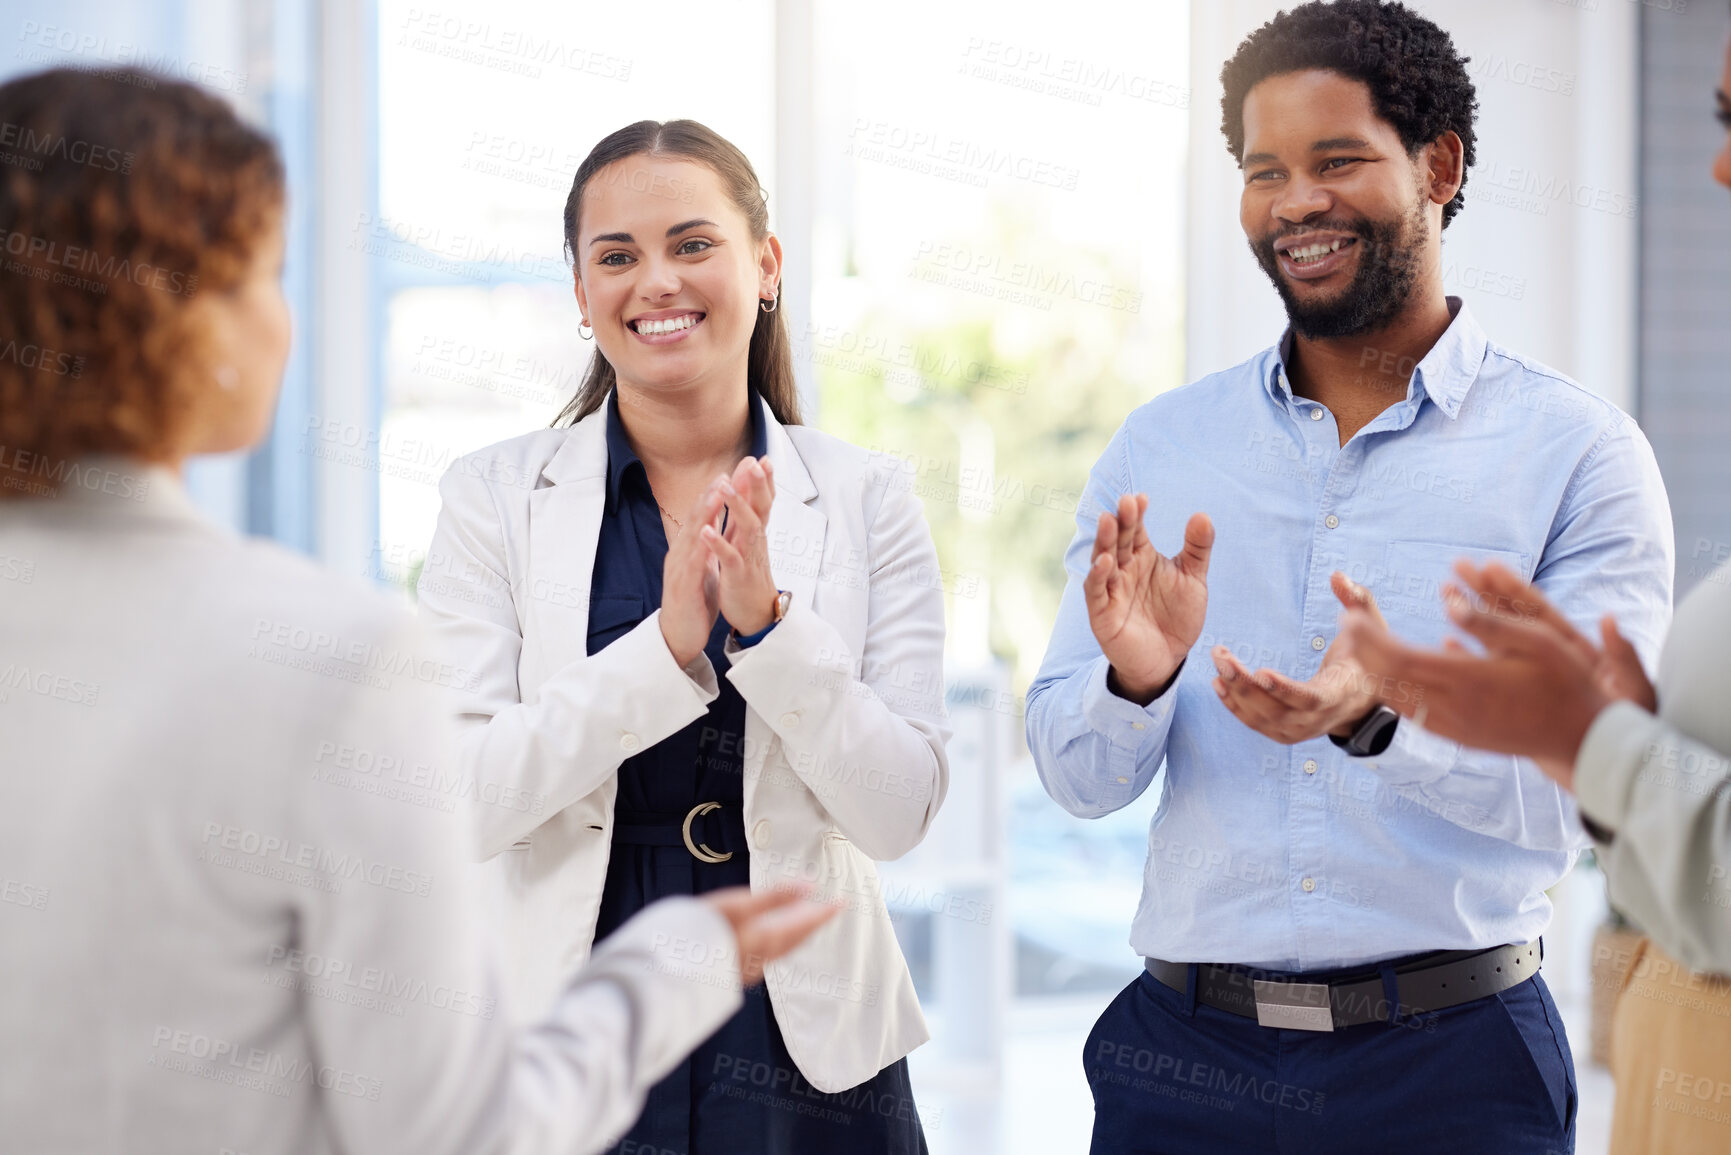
[1212,572,1385,745]
[1084,496,1213,705]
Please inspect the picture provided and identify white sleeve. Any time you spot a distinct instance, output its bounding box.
[289,618,742,1155]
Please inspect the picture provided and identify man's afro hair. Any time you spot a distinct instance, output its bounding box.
[1220,0,1479,227]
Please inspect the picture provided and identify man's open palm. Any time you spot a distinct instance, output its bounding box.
[1084,496,1213,703]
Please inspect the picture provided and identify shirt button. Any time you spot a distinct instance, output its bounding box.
[1302,877,1317,893]
[752,820,772,849]
[779,712,801,729]
[1303,759,1317,775]
[1311,636,1326,651]
[1132,722,1146,731]
[1324,514,1339,529]
[1117,776,1130,785]
[1309,408,1324,421]
[620,733,641,753]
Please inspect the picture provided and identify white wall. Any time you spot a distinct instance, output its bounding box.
[1187,0,1639,410]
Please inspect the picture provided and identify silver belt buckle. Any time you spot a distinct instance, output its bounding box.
[1252,979,1335,1032]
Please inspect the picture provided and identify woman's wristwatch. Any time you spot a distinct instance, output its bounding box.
[733,589,792,647]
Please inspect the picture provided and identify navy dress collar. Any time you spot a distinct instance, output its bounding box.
[604,388,771,515]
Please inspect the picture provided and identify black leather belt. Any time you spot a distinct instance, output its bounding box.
[612,803,746,864]
[1144,941,1541,1032]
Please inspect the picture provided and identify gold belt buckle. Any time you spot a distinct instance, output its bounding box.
[681,801,733,864]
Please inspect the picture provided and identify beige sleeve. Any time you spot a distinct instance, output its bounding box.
[1575,701,1731,974]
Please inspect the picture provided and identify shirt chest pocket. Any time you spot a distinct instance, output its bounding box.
[586,594,646,656]
[1377,540,1532,649]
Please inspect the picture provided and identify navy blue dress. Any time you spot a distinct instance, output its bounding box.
[588,390,927,1155]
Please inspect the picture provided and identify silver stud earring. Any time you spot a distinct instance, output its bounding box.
[759,292,778,314]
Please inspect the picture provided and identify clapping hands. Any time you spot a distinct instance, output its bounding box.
[702,456,780,637]
[658,456,781,668]
[1211,572,1390,745]
[1336,560,1655,789]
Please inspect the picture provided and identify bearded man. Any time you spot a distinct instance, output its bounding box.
[1025,3,1675,1152]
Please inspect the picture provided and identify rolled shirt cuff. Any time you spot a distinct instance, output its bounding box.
[732,619,778,649]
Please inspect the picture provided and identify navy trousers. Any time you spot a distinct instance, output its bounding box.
[1085,966,1576,1154]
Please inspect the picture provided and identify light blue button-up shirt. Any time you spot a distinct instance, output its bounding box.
[1026,300,1675,972]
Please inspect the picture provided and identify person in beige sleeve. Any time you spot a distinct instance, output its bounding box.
[1338,25,1731,1135]
[1343,551,1730,1144]
[1338,553,1730,973]
[0,67,833,1155]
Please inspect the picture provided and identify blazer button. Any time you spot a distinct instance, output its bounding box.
[752,820,772,848]
[779,712,801,729]
[620,733,642,752]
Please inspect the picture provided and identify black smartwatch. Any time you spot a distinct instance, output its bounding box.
[1330,704,1399,758]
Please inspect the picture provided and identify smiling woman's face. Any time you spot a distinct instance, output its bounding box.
[574,155,779,400]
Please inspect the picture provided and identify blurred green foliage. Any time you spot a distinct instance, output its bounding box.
[813,209,1183,691]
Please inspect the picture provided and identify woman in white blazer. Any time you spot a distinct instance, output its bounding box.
[0,69,832,1155]
[418,119,951,1153]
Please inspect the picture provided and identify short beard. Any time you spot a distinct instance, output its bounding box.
[1251,197,1429,341]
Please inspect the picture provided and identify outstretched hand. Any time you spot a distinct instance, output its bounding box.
[702,886,839,986]
[1450,560,1656,712]
[1212,572,1387,744]
[1334,560,1644,790]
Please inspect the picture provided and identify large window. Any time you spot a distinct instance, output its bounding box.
[801,6,1189,1147]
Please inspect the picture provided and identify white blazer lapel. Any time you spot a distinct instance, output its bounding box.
[742,402,827,819]
[761,401,827,614]
[524,409,608,685]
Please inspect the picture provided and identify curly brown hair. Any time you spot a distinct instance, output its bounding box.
[1219,1,1478,228]
[0,67,283,498]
